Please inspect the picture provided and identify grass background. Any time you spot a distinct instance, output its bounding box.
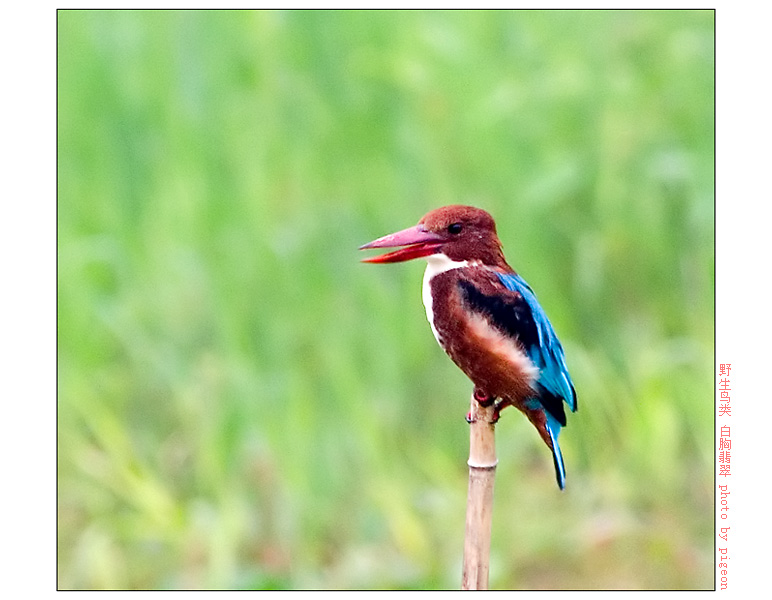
[57,9,714,590]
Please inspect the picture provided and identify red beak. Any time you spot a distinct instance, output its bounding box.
[359,225,446,263]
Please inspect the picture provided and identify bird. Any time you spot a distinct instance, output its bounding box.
[360,205,577,489]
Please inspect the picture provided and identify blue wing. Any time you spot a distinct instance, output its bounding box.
[497,272,577,490]
[496,272,577,416]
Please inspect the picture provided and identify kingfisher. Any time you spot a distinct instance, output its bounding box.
[360,205,577,489]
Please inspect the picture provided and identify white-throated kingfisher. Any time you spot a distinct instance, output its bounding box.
[360,205,577,489]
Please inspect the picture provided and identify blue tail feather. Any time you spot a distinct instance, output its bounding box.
[545,412,566,490]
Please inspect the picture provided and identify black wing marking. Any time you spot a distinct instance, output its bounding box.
[458,277,567,426]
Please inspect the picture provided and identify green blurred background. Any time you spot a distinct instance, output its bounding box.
[57,9,714,590]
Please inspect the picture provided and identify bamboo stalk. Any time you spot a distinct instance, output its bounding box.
[461,392,498,590]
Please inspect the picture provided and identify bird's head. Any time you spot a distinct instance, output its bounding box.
[360,205,508,268]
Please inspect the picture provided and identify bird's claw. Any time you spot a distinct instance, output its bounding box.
[466,388,501,424]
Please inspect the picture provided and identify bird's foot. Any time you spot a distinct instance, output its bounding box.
[489,399,514,424]
[473,387,495,407]
[466,388,499,424]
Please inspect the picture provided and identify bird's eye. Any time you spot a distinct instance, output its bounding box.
[448,223,463,235]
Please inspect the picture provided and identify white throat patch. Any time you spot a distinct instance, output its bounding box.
[421,255,470,346]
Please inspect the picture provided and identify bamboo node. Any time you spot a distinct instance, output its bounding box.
[467,460,498,469]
